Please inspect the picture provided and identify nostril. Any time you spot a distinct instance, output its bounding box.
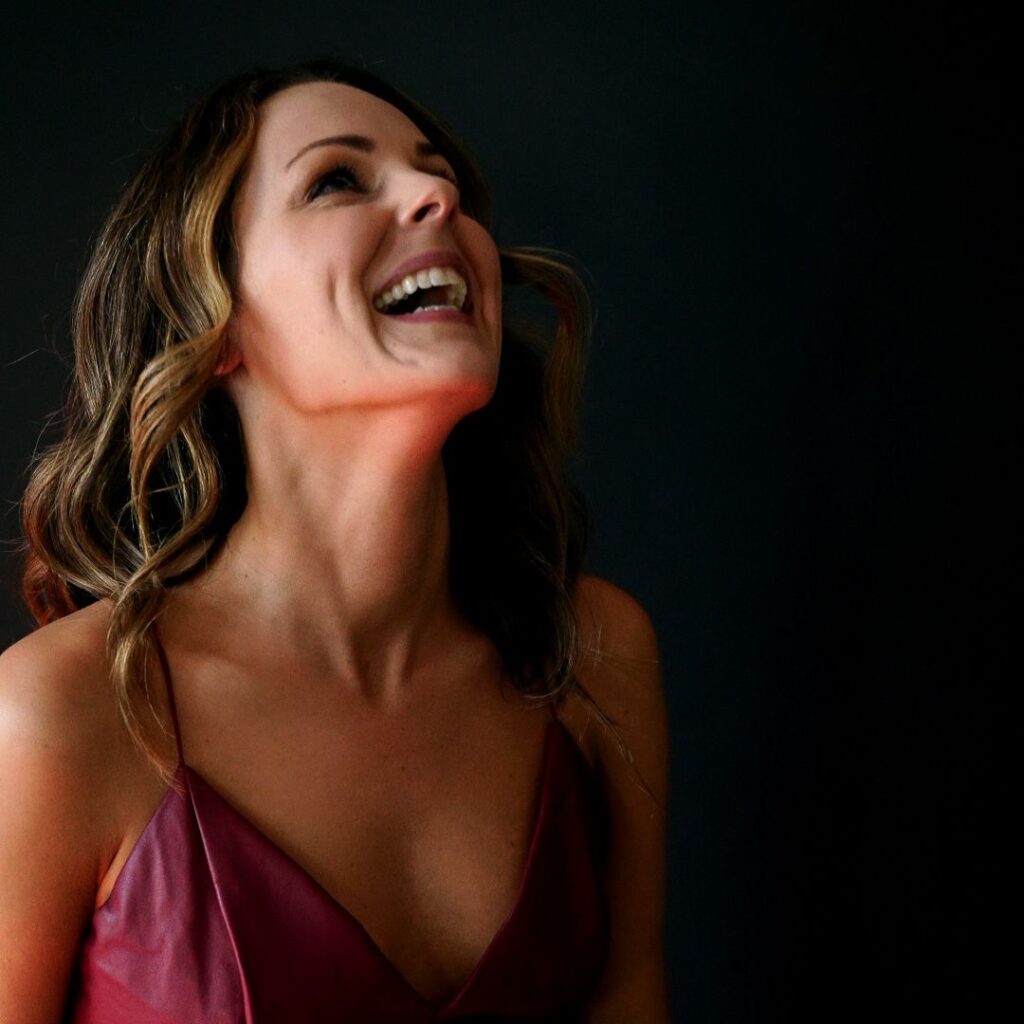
[414,202,443,223]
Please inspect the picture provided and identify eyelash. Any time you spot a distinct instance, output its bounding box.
[307,162,460,201]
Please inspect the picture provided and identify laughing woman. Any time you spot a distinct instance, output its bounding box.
[0,58,669,1023]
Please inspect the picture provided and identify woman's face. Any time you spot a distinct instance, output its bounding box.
[224,81,502,421]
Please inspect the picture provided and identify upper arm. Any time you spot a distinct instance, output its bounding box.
[572,575,670,1023]
[0,633,109,1023]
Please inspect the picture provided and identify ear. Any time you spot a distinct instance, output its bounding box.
[212,324,243,377]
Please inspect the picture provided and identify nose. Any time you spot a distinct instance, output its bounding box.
[396,169,460,227]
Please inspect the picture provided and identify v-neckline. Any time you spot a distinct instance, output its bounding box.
[178,717,564,1014]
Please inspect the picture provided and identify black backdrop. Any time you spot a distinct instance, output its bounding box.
[0,3,1006,1021]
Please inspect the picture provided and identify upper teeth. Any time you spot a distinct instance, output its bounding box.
[373,265,468,312]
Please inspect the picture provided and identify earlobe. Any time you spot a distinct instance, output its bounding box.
[213,326,243,377]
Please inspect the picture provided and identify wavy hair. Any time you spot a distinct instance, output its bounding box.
[17,57,646,795]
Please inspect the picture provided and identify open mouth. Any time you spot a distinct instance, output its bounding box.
[373,266,472,316]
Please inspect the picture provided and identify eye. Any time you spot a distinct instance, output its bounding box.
[307,162,368,201]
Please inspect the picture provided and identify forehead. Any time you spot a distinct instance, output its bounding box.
[251,81,427,168]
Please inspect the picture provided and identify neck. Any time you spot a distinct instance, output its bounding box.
[179,399,471,701]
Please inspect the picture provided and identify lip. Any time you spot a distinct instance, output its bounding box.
[385,307,474,324]
[372,248,473,312]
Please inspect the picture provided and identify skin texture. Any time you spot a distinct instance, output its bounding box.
[0,83,669,1022]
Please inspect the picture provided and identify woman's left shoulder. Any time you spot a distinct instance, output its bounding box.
[564,575,671,1018]
[573,574,660,668]
[561,574,667,782]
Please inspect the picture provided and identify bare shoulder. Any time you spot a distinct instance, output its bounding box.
[0,599,133,833]
[573,574,661,676]
[567,577,671,1018]
[0,598,137,879]
[0,599,119,748]
[563,575,666,783]
[0,600,130,1019]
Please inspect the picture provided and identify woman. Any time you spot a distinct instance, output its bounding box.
[0,58,668,1022]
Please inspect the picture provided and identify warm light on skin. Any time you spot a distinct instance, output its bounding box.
[173,81,506,699]
[219,80,502,427]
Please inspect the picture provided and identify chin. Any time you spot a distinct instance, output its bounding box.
[421,345,498,401]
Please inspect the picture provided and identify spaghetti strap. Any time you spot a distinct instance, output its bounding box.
[546,696,561,725]
[151,622,185,768]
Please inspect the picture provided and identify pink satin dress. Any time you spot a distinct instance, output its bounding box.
[62,634,610,1022]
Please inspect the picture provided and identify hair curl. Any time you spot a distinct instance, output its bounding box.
[18,56,646,796]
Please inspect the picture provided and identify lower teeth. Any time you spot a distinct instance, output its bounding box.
[409,304,460,313]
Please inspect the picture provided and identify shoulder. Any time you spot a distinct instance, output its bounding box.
[566,575,666,779]
[0,599,137,881]
[0,599,119,754]
[573,574,660,676]
[0,602,129,1016]
[566,577,671,1017]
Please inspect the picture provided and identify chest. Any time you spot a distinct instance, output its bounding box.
[79,712,608,1023]
[101,673,580,1004]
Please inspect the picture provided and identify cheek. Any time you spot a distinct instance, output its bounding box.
[236,226,367,338]
[460,221,502,313]
[467,219,500,271]
[232,250,370,401]
[236,228,317,319]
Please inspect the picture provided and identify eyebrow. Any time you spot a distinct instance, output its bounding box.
[284,134,440,170]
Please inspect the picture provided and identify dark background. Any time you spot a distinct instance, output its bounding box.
[1,2,1007,1021]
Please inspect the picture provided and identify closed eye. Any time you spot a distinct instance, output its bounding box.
[307,162,367,200]
[306,162,460,202]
